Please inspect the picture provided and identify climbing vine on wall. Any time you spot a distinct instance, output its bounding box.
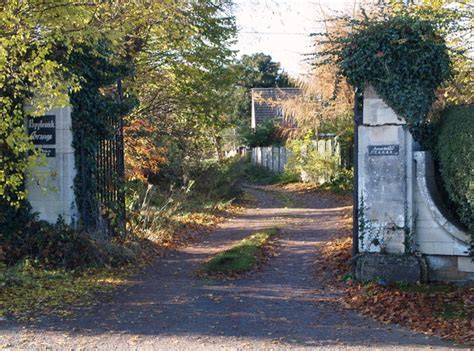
[313,14,452,137]
[66,42,136,232]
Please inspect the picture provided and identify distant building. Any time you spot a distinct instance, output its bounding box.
[251,88,300,129]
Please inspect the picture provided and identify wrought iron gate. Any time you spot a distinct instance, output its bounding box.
[352,90,363,258]
[78,110,125,237]
[95,112,126,236]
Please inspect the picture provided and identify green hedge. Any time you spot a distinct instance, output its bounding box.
[238,119,283,147]
[436,105,474,242]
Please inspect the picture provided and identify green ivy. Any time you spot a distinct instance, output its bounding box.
[316,15,452,136]
[65,42,136,232]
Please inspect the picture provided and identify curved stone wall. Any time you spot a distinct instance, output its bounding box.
[413,151,473,282]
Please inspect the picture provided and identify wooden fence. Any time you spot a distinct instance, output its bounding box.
[251,138,352,180]
[251,146,288,173]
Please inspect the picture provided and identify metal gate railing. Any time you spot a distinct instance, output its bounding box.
[95,112,125,236]
[78,113,125,237]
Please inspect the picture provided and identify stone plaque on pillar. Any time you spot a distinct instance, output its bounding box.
[26,107,78,225]
[358,86,413,254]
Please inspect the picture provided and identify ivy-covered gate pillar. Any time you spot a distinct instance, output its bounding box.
[26,106,78,224]
[354,85,421,283]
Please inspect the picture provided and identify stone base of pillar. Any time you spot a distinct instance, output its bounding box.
[354,253,427,284]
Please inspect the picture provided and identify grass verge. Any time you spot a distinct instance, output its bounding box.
[0,237,161,321]
[200,228,279,277]
[0,261,138,321]
[1,159,250,321]
[0,202,243,322]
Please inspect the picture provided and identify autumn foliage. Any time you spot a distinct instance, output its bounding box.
[317,235,474,346]
[124,117,168,182]
[346,283,474,345]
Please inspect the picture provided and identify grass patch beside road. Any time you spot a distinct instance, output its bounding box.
[201,228,279,277]
[0,261,137,321]
[268,189,295,208]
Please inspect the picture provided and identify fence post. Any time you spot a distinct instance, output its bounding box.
[271,146,274,172]
[277,146,281,173]
[280,147,286,173]
[265,147,269,169]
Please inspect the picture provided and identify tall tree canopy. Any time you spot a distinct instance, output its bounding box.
[279,0,472,141]
[122,1,237,181]
[236,53,292,89]
[0,0,238,207]
[228,53,293,130]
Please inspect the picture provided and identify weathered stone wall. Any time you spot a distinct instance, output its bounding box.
[26,107,78,224]
[358,85,413,254]
[413,152,473,282]
[356,86,473,283]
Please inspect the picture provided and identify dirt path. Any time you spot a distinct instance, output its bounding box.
[0,187,461,350]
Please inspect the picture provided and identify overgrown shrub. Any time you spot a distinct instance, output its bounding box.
[225,160,298,185]
[238,119,283,147]
[1,217,134,269]
[315,14,452,140]
[0,199,36,261]
[286,136,340,184]
[323,168,354,194]
[126,180,196,241]
[436,106,474,249]
[189,158,245,201]
[236,162,280,185]
[126,159,249,242]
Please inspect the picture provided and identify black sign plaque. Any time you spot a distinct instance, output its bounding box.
[40,148,56,158]
[368,144,399,156]
[27,147,56,158]
[27,115,56,145]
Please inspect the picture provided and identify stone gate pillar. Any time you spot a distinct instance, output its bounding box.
[357,86,414,254]
[26,107,78,224]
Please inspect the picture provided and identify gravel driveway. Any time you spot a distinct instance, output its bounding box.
[0,186,461,350]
